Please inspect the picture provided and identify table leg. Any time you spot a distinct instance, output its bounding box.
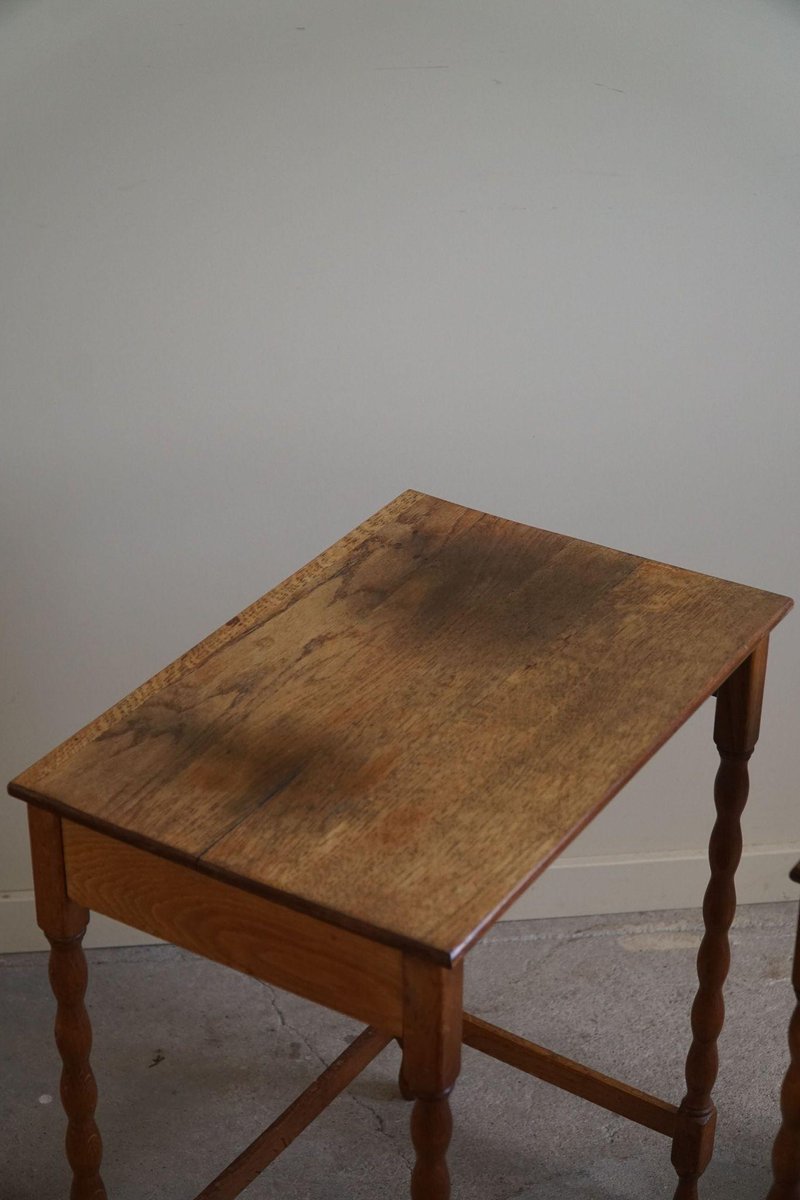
[28,807,107,1200]
[400,957,463,1200]
[671,639,769,1200]
[766,874,800,1199]
[398,1060,415,1102]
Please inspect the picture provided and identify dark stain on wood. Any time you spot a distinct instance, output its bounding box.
[9,489,793,962]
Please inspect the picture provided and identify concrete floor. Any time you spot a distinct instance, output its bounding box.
[1,902,795,1199]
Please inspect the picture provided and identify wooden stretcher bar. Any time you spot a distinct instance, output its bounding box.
[463,1012,679,1137]
[192,1025,393,1200]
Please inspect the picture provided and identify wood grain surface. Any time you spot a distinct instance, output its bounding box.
[62,821,403,1035]
[9,490,792,962]
[402,958,463,1199]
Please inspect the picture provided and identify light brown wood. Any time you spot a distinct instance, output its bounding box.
[28,807,88,940]
[672,642,768,1200]
[62,821,404,1036]
[193,1025,392,1200]
[462,1012,678,1137]
[398,1060,415,1102]
[48,933,107,1200]
[27,809,106,1200]
[401,958,463,1199]
[10,491,791,963]
[766,864,800,1200]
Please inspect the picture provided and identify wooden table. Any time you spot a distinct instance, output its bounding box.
[8,489,794,1200]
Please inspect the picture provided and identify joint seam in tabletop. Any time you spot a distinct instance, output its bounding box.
[192,537,638,852]
[27,540,644,959]
[14,489,790,797]
[10,512,633,932]
[7,495,793,966]
[10,602,791,966]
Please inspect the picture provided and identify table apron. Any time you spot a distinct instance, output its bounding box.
[60,820,404,1037]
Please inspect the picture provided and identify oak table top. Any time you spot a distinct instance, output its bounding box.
[9,490,792,965]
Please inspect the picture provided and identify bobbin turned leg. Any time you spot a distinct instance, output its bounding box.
[671,640,769,1200]
[766,862,800,1200]
[28,807,107,1200]
[400,957,463,1199]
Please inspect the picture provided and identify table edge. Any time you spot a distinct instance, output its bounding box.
[9,594,791,966]
[6,494,793,963]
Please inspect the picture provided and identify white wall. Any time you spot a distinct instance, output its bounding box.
[2,0,799,950]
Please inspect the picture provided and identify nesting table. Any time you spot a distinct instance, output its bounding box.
[8,489,794,1199]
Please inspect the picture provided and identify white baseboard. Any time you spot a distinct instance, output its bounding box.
[0,892,163,954]
[504,843,800,921]
[2,845,798,953]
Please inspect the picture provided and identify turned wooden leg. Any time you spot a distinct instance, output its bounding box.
[672,640,768,1200]
[394,1036,414,1101]
[766,866,800,1200]
[28,807,107,1200]
[398,1062,415,1102]
[48,930,106,1200]
[401,957,463,1200]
